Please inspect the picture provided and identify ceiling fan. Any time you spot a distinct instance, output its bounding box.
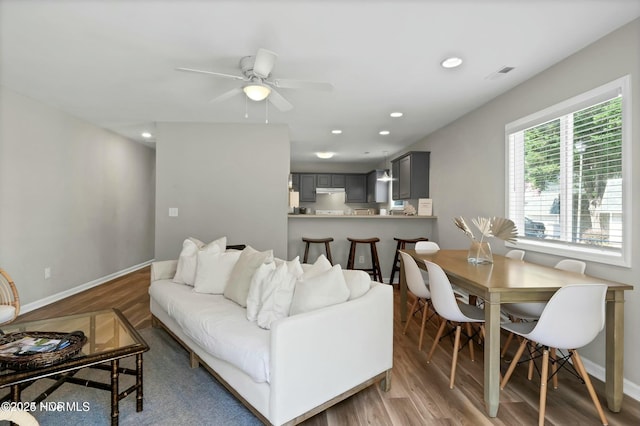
[177,48,333,112]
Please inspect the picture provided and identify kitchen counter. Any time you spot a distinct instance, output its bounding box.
[288,214,437,283]
[288,214,437,219]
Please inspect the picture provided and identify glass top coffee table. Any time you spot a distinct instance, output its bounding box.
[0,309,149,425]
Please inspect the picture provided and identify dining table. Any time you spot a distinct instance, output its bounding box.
[399,249,634,418]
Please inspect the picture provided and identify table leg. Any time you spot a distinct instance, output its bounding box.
[111,359,119,426]
[484,293,501,417]
[400,256,407,322]
[136,353,144,412]
[605,290,625,412]
[10,384,20,402]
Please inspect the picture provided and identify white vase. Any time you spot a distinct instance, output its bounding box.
[468,241,493,264]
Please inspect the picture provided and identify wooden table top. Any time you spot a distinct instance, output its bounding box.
[404,249,633,297]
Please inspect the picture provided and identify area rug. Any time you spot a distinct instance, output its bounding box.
[5,327,262,426]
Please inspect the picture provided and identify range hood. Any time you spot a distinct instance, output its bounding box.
[315,187,346,194]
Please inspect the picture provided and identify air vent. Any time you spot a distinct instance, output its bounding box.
[485,65,516,80]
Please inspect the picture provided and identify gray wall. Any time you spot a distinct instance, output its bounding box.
[155,123,289,260]
[0,87,156,307]
[396,19,640,394]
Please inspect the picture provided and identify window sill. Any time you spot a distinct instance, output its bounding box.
[506,239,630,268]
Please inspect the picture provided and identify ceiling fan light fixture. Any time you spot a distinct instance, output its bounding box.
[316,152,335,159]
[243,84,271,101]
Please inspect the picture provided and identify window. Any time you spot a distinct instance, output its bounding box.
[506,76,630,266]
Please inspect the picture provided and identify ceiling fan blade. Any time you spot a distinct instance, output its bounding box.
[267,88,293,112]
[252,48,277,78]
[270,78,333,91]
[176,67,245,81]
[210,87,243,103]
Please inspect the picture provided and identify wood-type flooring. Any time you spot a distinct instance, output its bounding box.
[16,267,640,425]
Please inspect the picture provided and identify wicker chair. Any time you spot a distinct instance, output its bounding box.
[0,268,20,326]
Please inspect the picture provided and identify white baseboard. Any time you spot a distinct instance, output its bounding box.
[20,259,154,314]
[581,355,640,402]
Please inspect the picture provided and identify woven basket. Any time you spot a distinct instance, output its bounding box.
[0,331,87,371]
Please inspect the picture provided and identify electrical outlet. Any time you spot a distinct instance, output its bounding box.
[44,267,51,279]
[358,255,365,264]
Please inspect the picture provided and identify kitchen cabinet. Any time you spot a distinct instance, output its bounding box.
[291,173,300,192]
[299,174,317,202]
[391,151,430,200]
[367,170,389,203]
[345,174,367,203]
[391,161,400,200]
[317,174,345,188]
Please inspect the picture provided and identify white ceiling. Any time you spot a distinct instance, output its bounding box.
[2,0,639,165]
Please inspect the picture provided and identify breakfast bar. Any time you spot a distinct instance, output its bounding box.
[288,214,436,282]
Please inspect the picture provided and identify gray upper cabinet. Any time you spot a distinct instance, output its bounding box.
[299,174,317,202]
[367,170,389,203]
[391,151,430,200]
[345,174,367,203]
[316,173,345,188]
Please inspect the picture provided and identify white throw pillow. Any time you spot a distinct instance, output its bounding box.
[342,269,372,300]
[275,256,304,279]
[173,237,205,285]
[289,264,350,316]
[300,254,332,280]
[246,262,276,322]
[256,262,298,329]
[224,245,274,307]
[173,237,226,286]
[194,250,242,294]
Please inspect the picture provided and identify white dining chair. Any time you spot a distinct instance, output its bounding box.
[504,249,525,260]
[415,241,440,253]
[400,252,438,350]
[500,284,608,426]
[423,260,485,389]
[501,258,587,360]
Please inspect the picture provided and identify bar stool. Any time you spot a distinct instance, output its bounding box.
[302,237,334,265]
[389,237,429,285]
[346,237,383,282]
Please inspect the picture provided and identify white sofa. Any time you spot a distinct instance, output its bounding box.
[149,259,393,426]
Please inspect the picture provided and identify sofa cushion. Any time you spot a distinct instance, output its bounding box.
[289,264,350,315]
[342,269,372,300]
[256,262,298,329]
[174,237,228,286]
[149,280,271,383]
[173,237,205,285]
[194,249,242,294]
[300,254,332,279]
[246,262,276,322]
[224,246,274,307]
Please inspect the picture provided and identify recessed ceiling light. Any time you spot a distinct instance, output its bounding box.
[331,129,342,134]
[141,132,152,139]
[441,57,463,69]
[316,152,335,159]
[390,112,403,118]
[379,130,390,135]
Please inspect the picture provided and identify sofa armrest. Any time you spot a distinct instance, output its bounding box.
[151,260,178,282]
[269,283,393,425]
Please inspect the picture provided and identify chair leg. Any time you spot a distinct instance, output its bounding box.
[303,243,310,264]
[538,348,550,426]
[501,338,529,390]
[403,297,419,335]
[550,347,559,390]
[528,342,537,380]
[324,242,333,265]
[571,350,609,426]
[418,299,429,351]
[427,320,447,362]
[347,242,356,269]
[465,322,475,361]
[450,325,462,389]
[501,332,515,358]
